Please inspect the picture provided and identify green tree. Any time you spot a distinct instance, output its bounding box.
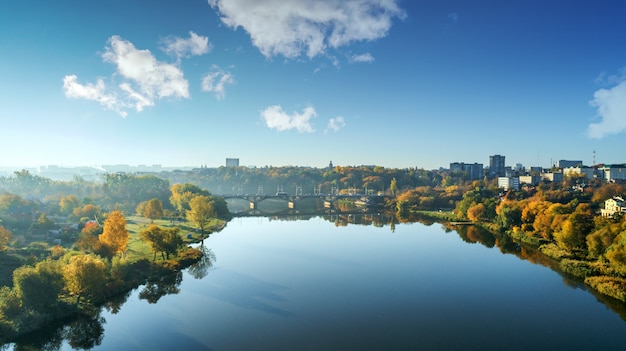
[140,225,184,260]
[63,254,107,303]
[13,260,63,311]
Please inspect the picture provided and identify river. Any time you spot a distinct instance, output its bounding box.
[5,215,626,350]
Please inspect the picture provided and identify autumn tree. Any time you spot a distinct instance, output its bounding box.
[187,195,215,237]
[467,203,487,223]
[99,210,129,258]
[63,254,107,303]
[0,225,12,251]
[73,204,100,221]
[143,198,163,223]
[76,221,103,253]
[554,203,594,251]
[59,195,81,216]
[140,225,183,260]
[170,183,211,214]
[390,178,398,196]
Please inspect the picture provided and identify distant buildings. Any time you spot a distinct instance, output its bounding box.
[498,176,519,191]
[489,155,506,178]
[558,160,583,168]
[226,158,240,167]
[449,162,484,180]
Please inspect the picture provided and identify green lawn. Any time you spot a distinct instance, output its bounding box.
[124,216,224,262]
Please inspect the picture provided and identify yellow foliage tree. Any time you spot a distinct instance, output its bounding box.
[0,225,12,250]
[99,210,129,257]
[187,195,215,237]
[63,254,107,303]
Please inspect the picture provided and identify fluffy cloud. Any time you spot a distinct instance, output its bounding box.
[325,116,346,133]
[261,105,317,133]
[587,80,626,138]
[201,65,235,99]
[351,53,374,63]
[63,75,127,116]
[103,35,189,100]
[64,34,211,116]
[162,31,211,59]
[208,0,405,59]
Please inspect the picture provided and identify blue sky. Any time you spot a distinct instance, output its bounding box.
[1,0,626,170]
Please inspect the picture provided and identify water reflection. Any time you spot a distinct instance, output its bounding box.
[138,271,182,304]
[187,245,216,280]
[9,311,105,351]
[5,213,626,350]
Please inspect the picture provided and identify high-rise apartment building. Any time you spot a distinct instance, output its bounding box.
[489,154,506,178]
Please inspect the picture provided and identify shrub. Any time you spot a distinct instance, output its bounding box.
[585,276,626,302]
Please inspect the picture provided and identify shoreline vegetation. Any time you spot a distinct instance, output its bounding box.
[0,215,225,344]
[414,210,626,305]
[3,166,626,344]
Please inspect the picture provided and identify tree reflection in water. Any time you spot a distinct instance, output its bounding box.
[62,313,105,350]
[139,270,183,304]
[10,310,105,351]
[188,244,216,280]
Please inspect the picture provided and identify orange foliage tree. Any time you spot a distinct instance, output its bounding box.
[99,210,129,258]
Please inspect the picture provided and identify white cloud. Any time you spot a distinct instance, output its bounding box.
[103,35,189,100]
[261,105,317,133]
[325,116,346,133]
[351,52,374,63]
[162,31,211,59]
[64,35,194,116]
[201,65,235,99]
[63,75,128,117]
[208,0,406,59]
[587,80,626,138]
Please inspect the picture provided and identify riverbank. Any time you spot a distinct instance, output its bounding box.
[414,210,626,304]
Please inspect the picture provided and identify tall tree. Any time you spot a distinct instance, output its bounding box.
[99,210,129,258]
[187,195,215,237]
[143,198,163,223]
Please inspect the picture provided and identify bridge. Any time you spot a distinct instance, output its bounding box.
[220,193,386,216]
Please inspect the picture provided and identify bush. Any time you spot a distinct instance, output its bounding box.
[585,276,626,302]
[560,259,599,278]
[539,243,572,260]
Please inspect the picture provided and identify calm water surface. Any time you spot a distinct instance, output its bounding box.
[9,216,626,350]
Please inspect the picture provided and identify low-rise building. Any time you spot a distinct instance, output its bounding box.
[542,172,563,182]
[498,176,519,191]
[599,164,626,182]
[601,196,626,217]
[563,166,595,179]
[519,175,541,185]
